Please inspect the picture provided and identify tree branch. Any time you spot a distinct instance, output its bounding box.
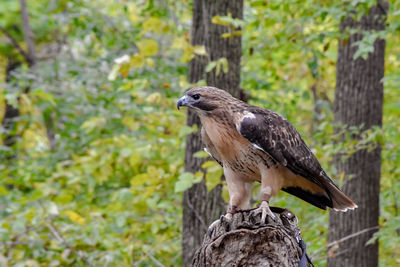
[311,225,379,261]
[46,221,93,267]
[144,251,166,267]
[186,194,209,232]
[0,26,29,61]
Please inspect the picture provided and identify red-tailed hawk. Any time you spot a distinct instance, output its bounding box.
[177,86,357,225]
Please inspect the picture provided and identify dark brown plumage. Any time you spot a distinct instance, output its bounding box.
[177,86,357,223]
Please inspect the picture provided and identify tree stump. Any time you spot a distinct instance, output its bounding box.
[192,207,308,267]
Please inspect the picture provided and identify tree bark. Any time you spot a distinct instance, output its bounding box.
[2,1,37,156]
[19,0,36,66]
[192,209,306,267]
[328,3,387,267]
[182,1,243,266]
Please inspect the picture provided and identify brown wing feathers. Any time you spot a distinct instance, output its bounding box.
[238,108,357,211]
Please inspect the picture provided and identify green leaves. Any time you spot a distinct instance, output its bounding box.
[174,172,203,193]
[137,39,159,57]
[206,57,229,75]
[1,0,399,266]
[202,161,223,191]
[352,30,386,60]
[0,0,190,265]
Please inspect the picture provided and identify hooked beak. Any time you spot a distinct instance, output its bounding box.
[177,95,188,110]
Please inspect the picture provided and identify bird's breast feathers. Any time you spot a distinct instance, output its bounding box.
[201,115,248,160]
[201,110,275,178]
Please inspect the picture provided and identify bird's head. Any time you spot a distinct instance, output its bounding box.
[177,86,233,113]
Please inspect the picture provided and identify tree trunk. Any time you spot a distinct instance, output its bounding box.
[182,0,243,266]
[2,0,37,157]
[328,3,387,267]
[20,0,36,66]
[2,58,21,160]
[192,209,306,267]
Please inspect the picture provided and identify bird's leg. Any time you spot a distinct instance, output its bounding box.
[221,205,239,222]
[250,185,277,223]
[207,205,238,236]
[208,178,252,236]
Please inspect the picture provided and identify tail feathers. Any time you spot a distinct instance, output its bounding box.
[324,181,358,212]
[281,186,333,210]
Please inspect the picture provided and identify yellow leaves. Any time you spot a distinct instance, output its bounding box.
[222,183,230,203]
[0,55,6,125]
[181,46,195,63]
[146,57,155,68]
[171,36,188,50]
[130,168,161,198]
[129,53,145,68]
[212,14,244,28]
[122,116,140,131]
[221,31,242,39]
[21,122,49,152]
[0,90,5,125]
[64,210,85,224]
[174,172,203,193]
[142,17,169,34]
[0,185,8,196]
[212,14,243,39]
[206,58,229,76]
[172,36,208,62]
[193,45,207,56]
[147,165,159,177]
[146,92,162,104]
[179,75,189,88]
[128,4,140,24]
[0,54,6,83]
[178,125,197,137]
[143,17,162,32]
[202,161,223,191]
[81,117,107,133]
[108,40,158,80]
[193,150,210,158]
[137,39,159,57]
[19,93,33,114]
[130,173,150,186]
[31,89,56,105]
[18,94,49,151]
[98,163,112,184]
[212,15,230,26]
[130,166,159,187]
[128,151,141,168]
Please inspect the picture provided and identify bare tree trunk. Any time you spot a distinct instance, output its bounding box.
[20,0,36,66]
[192,209,307,267]
[328,2,387,267]
[182,0,244,266]
[1,1,37,155]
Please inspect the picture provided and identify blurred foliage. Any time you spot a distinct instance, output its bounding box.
[0,0,399,266]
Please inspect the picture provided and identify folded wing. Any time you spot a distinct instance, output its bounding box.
[237,107,357,211]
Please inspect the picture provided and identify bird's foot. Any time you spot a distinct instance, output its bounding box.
[249,201,277,224]
[207,206,238,237]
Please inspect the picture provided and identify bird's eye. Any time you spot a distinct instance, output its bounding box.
[192,94,201,100]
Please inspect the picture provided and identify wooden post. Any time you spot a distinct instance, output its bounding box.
[192,208,309,267]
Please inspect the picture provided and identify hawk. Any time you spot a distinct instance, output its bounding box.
[177,86,357,225]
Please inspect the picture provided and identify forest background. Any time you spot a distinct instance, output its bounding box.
[0,0,399,266]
